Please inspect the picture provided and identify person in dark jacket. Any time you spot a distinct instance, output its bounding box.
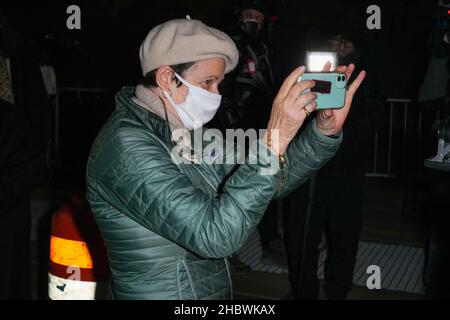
[0,9,48,300]
[215,0,274,131]
[86,18,366,300]
[285,26,384,300]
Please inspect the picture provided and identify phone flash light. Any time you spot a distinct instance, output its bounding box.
[306,51,337,72]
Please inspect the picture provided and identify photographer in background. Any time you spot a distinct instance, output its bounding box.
[214,0,274,131]
[214,0,286,270]
[286,25,384,300]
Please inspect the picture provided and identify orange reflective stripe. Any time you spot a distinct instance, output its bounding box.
[49,236,94,269]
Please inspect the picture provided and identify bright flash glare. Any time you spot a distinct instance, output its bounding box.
[306,51,337,72]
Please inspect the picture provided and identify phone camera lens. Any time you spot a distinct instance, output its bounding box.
[342,75,346,81]
[337,76,342,82]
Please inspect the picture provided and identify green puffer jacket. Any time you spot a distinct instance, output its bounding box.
[86,87,342,300]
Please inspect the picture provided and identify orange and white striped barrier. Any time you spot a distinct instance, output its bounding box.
[48,195,110,300]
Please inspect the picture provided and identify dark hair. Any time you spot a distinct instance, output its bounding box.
[140,62,196,88]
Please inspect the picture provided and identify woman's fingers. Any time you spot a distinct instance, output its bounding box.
[347,70,366,96]
[304,100,318,114]
[322,109,334,118]
[278,66,307,99]
[344,64,356,82]
[297,91,317,106]
[288,80,316,101]
[322,61,332,72]
[338,68,366,114]
[323,69,366,121]
[336,65,347,74]
[335,64,354,84]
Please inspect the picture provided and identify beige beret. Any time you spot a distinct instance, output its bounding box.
[139,19,239,75]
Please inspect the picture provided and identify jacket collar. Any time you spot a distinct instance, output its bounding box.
[115,86,201,163]
[115,87,170,139]
[133,84,184,132]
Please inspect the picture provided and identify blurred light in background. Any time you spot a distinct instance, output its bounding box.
[306,51,337,72]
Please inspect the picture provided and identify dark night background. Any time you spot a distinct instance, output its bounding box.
[1,0,449,301]
[0,0,437,94]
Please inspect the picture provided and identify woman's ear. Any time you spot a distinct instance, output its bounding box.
[155,66,174,91]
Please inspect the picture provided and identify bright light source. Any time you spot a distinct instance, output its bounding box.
[306,51,338,72]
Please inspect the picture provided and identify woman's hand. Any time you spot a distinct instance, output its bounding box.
[265,66,318,156]
[316,63,366,136]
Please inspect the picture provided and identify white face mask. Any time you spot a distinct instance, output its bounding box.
[163,73,222,130]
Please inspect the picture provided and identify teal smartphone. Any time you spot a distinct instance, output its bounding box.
[297,72,347,109]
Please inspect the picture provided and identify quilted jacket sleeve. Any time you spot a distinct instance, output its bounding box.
[87,127,282,259]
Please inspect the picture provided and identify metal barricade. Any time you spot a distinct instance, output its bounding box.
[367,98,422,178]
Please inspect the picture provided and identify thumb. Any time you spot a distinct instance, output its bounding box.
[323,109,334,118]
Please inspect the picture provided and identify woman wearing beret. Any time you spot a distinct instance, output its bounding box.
[86,18,366,300]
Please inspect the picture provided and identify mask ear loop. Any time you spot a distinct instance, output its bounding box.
[163,72,192,153]
[170,73,201,161]
[163,69,181,148]
[161,89,177,148]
